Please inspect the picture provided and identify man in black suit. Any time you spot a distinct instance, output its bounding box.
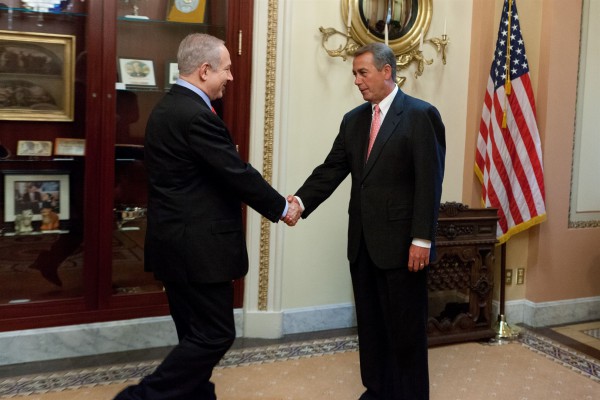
[286,43,445,400]
[114,33,300,400]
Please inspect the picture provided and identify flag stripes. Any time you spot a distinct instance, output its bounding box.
[475,0,546,243]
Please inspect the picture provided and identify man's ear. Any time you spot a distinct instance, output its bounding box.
[198,62,210,81]
[383,63,393,79]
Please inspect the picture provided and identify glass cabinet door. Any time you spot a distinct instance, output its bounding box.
[110,0,229,298]
[0,1,88,309]
[0,0,250,331]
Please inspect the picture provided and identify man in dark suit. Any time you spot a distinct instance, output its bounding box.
[19,182,43,214]
[114,33,300,400]
[286,43,445,400]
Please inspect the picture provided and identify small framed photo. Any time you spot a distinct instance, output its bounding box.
[118,58,156,87]
[166,0,207,23]
[54,138,85,156]
[165,61,179,88]
[16,140,53,156]
[3,171,70,222]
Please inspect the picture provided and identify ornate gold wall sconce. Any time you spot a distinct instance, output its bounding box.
[319,0,449,86]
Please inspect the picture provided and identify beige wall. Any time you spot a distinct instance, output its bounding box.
[245,0,600,321]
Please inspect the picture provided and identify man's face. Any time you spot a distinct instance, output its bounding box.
[206,45,233,100]
[352,52,390,104]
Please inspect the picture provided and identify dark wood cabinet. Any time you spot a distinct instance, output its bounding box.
[427,202,499,346]
[0,0,253,331]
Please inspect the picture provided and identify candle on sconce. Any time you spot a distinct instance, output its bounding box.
[444,18,447,36]
[384,24,389,46]
[347,0,352,27]
[419,28,423,51]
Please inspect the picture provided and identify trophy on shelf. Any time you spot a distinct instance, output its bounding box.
[114,205,146,231]
[123,0,149,20]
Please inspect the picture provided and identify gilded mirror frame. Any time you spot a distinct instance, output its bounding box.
[343,0,432,55]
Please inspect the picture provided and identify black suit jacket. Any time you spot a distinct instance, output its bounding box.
[296,89,445,269]
[144,84,285,283]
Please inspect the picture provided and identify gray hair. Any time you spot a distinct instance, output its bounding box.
[354,43,397,82]
[177,33,224,76]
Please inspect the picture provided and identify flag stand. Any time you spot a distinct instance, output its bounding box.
[493,243,519,343]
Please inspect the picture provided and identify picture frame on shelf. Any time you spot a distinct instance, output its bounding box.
[166,0,206,23]
[0,30,76,122]
[3,171,70,223]
[16,140,53,157]
[165,61,179,88]
[54,138,85,156]
[118,58,157,87]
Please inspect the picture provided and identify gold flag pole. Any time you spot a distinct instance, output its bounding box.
[494,243,517,342]
[494,0,519,343]
[502,0,513,129]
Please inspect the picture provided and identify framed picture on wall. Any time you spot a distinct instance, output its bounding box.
[3,171,70,223]
[0,30,76,122]
[118,58,156,87]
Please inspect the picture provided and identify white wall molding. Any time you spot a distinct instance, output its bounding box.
[495,296,600,327]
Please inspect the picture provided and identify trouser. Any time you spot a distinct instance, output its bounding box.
[351,237,430,400]
[114,280,235,400]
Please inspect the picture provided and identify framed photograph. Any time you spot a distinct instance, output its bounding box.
[16,140,53,157]
[3,172,70,222]
[54,138,85,156]
[0,30,76,122]
[166,0,207,23]
[165,61,179,88]
[118,58,157,87]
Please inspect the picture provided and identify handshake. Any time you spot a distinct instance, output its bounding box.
[281,195,303,226]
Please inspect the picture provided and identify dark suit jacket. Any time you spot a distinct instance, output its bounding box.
[296,89,445,269]
[144,84,285,283]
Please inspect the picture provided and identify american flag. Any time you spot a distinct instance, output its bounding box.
[475,0,546,244]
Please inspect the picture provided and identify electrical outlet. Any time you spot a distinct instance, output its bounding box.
[516,268,525,284]
[505,269,513,285]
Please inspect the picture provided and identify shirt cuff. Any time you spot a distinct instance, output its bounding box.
[412,238,431,248]
[282,200,289,218]
[294,196,305,212]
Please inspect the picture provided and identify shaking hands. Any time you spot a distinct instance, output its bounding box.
[282,195,303,226]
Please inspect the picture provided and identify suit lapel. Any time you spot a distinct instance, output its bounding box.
[362,90,405,181]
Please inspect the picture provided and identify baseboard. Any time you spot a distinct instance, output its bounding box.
[282,303,356,335]
[0,316,178,366]
[0,303,357,366]
[494,296,600,327]
[0,311,245,366]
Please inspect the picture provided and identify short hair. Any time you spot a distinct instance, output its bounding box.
[177,33,224,76]
[354,43,397,82]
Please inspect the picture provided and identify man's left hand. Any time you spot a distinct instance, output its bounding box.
[408,244,430,272]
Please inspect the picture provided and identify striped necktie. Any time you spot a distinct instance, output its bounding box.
[367,104,381,159]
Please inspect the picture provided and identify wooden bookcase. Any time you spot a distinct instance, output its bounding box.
[0,0,253,331]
